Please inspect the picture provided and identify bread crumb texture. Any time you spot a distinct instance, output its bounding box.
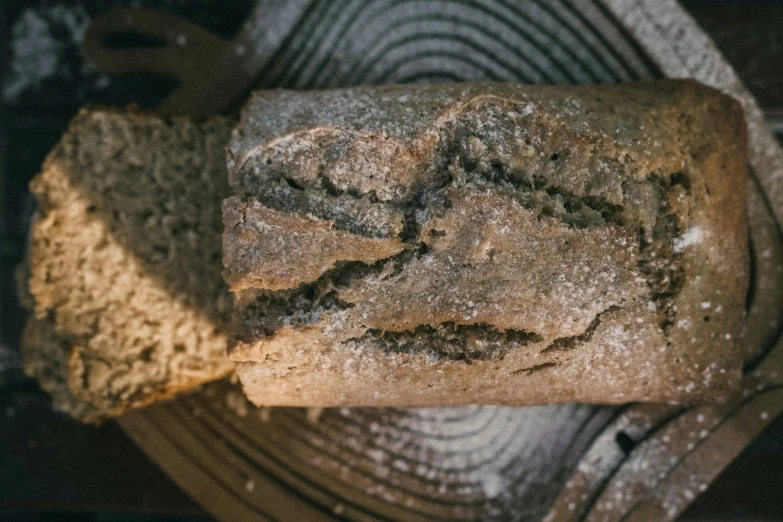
[225,80,749,407]
[23,109,235,423]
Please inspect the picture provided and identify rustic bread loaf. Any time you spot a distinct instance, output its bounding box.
[23,109,234,423]
[225,80,748,407]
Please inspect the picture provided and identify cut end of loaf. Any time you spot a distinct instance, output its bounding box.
[22,108,235,422]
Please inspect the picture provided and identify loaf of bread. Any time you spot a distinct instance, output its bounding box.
[225,80,748,406]
[23,109,234,423]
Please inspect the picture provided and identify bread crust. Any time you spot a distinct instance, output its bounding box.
[226,80,748,407]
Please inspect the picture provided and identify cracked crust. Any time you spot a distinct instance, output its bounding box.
[223,196,404,291]
[225,80,749,407]
[22,109,235,423]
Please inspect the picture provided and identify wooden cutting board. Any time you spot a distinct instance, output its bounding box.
[81,1,783,520]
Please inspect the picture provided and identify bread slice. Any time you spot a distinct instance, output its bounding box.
[23,109,234,423]
[225,80,748,407]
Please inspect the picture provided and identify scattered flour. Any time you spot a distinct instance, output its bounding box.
[353,404,594,509]
[672,227,705,253]
[4,4,91,101]
[478,471,505,499]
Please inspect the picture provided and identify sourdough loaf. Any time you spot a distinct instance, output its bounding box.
[225,80,748,406]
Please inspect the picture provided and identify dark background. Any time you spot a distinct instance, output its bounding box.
[0,1,782,520]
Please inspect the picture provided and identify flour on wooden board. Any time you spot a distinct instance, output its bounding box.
[4,4,109,102]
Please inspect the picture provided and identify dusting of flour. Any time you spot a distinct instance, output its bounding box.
[672,227,705,253]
